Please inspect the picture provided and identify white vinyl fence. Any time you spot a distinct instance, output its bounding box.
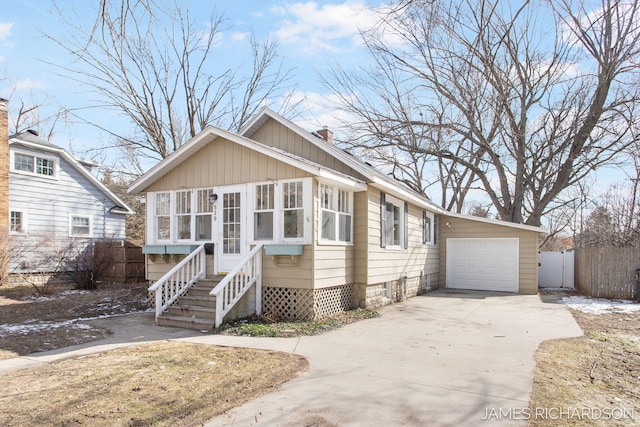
[539,250,575,289]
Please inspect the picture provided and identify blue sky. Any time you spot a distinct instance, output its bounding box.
[0,0,631,220]
[0,0,381,166]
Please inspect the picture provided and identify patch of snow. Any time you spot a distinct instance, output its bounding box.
[0,308,153,337]
[561,295,640,314]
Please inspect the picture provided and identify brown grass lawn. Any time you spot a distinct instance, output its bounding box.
[529,309,640,426]
[0,283,309,426]
[0,341,308,426]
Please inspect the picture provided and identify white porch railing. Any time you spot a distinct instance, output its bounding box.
[148,244,206,320]
[211,243,264,328]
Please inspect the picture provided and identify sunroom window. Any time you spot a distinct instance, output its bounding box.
[319,183,352,243]
[195,189,213,241]
[254,183,274,240]
[283,180,304,239]
[155,192,171,241]
[175,190,191,240]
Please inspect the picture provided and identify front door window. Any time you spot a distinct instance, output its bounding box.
[223,192,241,254]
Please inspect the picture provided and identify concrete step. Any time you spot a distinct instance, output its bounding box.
[178,294,217,305]
[165,304,216,320]
[157,314,214,331]
[186,287,217,297]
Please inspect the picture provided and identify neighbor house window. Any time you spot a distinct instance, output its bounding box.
[175,190,191,240]
[70,215,91,237]
[155,192,171,241]
[380,192,407,249]
[254,183,274,240]
[319,183,352,243]
[283,180,304,239]
[13,152,56,177]
[195,189,213,241]
[10,211,24,232]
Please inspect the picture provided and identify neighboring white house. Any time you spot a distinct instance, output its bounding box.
[8,130,134,277]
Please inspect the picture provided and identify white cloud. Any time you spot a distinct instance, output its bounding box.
[272,1,378,53]
[231,31,249,42]
[13,78,45,91]
[0,22,13,41]
[287,90,362,138]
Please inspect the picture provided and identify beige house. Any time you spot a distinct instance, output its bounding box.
[129,108,544,329]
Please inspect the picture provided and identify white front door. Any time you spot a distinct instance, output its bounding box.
[216,186,246,273]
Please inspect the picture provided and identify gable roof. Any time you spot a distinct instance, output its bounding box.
[241,107,446,214]
[9,132,134,215]
[128,125,367,195]
[242,108,546,234]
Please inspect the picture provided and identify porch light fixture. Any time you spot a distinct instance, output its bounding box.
[208,193,218,204]
[445,221,452,228]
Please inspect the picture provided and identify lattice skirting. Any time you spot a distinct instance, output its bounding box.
[314,284,355,318]
[263,284,355,320]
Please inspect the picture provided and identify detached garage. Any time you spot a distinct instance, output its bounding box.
[440,214,544,295]
[446,238,519,292]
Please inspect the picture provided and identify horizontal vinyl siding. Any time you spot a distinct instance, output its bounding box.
[314,244,355,288]
[439,216,539,294]
[8,147,126,274]
[146,137,312,192]
[354,191,369,284]
[9,148,126,239]
[366,189,439,285]
[251,118,367,181]
[262,246,313,289]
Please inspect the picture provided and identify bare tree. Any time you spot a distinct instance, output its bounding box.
[47,0,296,165]
[325,0,640,226]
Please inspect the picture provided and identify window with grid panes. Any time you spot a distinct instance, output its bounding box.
[283,180,304,239]
[195,189,213,241]
[254,183,274,240]
[175,190,191,240]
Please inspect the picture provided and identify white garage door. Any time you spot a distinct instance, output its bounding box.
[446,238,519,292]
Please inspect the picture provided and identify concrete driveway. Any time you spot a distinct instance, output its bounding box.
[0,290,583,426]
[198,290,583,426]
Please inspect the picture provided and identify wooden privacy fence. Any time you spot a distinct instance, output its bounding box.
[96,239,145,283]
[575,246,640,300]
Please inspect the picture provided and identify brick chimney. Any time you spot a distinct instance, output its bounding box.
[0,98,8,284]
[316,127,334,145]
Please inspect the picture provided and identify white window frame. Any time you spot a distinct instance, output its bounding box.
[147,179,312,246]
[69,214,92,237]
[280,178,311,244]
[423,211,435,245]
[154,192,172,242]
[175,189,192,241]
[195,188,214,241]
[10,149,58,179]
[10,210,26,233]
[253,182,276,241]
[381,193,406,250]
[318,182,353,245]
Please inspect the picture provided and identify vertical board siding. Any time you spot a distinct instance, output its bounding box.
[366,189,439,285]
[439,216,539,294]
[575,246,640,299]
[251,118,368,181]
[146,138,312,192]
